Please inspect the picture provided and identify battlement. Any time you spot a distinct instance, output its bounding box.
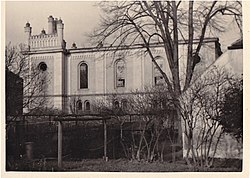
[30,34,58,39]
[24,15,65,50]
[30,34,61,49]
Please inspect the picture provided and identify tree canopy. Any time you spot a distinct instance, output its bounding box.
[219,78,243,141]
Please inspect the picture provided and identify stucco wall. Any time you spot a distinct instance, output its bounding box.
[28,39,219,112]
[181,47,243,159]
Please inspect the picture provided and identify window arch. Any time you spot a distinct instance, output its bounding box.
[37,62,48,94]
[76,100,82,111]
[38,62,47,71]
[115,59,126,88]
[113,100,120,109]
[121,99,128,110]
[84,100,90,111]
[79,62,88,89]
[153,57,165,86]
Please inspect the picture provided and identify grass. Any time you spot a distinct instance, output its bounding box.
[7,158,242,172]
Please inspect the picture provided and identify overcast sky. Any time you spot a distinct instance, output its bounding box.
[5,1,101,48]
[5,1,241,51]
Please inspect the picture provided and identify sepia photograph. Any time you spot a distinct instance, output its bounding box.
[2,0,249,177]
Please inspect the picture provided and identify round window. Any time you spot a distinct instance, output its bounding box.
[38,62,47,71]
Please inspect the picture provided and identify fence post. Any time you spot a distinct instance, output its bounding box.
[103,119,108,161]
[58,121,63,168]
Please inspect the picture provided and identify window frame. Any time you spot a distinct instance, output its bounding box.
[113,100,120,109]
[121,99,128,111]
[114,59,126,88]
[38,62,48,72]
[84,100,91,111]
[153,56,165,86]
[79,62,89,89]
[76,100,83,112]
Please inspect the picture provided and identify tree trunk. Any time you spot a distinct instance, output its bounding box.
[184,1,194,91]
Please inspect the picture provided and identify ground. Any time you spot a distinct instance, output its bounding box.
[7,158,242,172]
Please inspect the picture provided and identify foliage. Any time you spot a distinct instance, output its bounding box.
[219,78,243,141]
[179,66,238,168]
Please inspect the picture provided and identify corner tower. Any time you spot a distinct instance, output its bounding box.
[23,16,67,112]
[24,22,32,50]
[25,15,66,51]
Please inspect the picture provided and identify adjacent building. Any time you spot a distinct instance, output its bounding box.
[6,68,23,117]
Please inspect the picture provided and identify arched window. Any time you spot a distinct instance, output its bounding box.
[121,99,128,110]
[76,100,82,111]
[37,62,48,94]
[84,100,90,111]
[79,63,88,89]
[153,57,164,86]
[115,60,126,88]
[114,100,120,109]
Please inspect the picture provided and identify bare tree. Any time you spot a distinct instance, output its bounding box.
[90,1,242,145]
[5,43,51,120]
[93,86,178,162]
[91,1,241,92]
[179,66,241,169]
[6,43,53,167]
[69,96,82,115]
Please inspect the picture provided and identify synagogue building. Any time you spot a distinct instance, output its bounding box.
[23,15,222,114]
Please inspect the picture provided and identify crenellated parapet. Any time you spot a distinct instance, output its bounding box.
[30,33,61,49]
[24,15,65,51]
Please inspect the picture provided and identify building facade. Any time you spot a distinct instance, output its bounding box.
[23,16,222,114]
[6,69,23,117]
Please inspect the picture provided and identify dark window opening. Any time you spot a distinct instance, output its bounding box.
[38,62,47,71]
[76,100,82,111]
[121,99,127,110]
[117,78,125,87]
[85,101,90,111]
[114,100,119,109]
[154,76,164,85]
[80,63,88,89]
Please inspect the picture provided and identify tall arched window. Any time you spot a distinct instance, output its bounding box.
[84,100,90,111]
[37,62,48,95]
[80,63,88,89]
[153,57,164,86]
[115,60,126,88]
